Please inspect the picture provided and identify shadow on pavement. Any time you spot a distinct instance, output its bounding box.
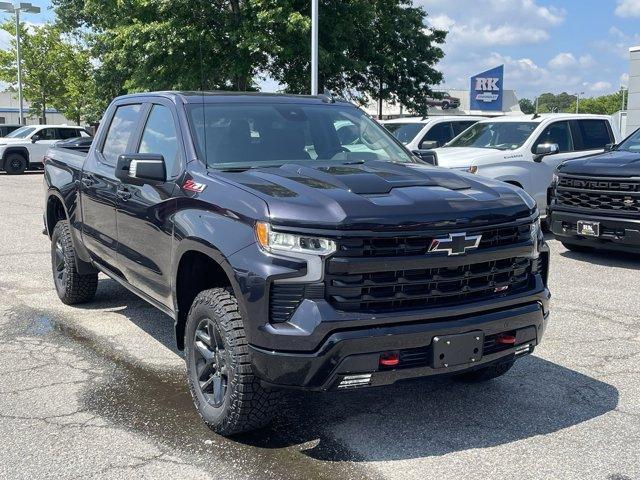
[70,278,618,464]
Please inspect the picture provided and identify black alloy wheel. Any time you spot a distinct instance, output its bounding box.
[194,318,229,408]
[52,238,68,293]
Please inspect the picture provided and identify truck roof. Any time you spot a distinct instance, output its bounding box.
[382,115,485,124]
[113,90,355,106]
[476,113,612,124]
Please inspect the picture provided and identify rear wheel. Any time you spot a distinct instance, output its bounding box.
[455,359,515,383]
[51,221,98,304]
[4,153,27,175]
[561,241,594,253]
[185,288,283,436]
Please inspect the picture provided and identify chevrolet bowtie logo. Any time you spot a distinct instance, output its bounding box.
[428,233,482,256]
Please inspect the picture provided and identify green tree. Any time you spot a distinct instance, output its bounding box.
[0,21,67,123]
[519,98,535,114]
[52,0,447,116]
[570,90,627,115]
[535,92,576,113]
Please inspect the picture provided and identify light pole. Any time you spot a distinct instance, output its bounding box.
[574,91,584,114]
[621,85,627,111]
[311,0,318,95]
[0,2,40,125]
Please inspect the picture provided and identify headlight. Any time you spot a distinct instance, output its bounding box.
[468,165,478,174]
[530,217,541,257]
[255,222,336,256]
[552,172,559,185]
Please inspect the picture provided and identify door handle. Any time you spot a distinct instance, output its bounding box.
[81,176,95,188]
[116,187,132,201]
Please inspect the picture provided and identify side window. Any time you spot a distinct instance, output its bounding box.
[37,128,58,140]
[138,104,180,177]
[421,122,452,148]
[101,104,142,165]
[576,120,612,150]
[452,121,477,136]
[532,121,572,153]
[57,129,78,140]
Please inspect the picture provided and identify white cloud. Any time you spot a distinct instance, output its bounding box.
[620,72,630,87]
[615,0,640,17]
[587,81,613,92]
[548,53,576,69]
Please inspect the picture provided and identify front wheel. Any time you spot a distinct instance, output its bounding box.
[454,359,515,383]
[51,221,98,304]
[4,153,27,174]
[185,288,283,436]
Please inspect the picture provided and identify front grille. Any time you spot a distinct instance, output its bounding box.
[336,223,532,258]
[556,175,640,213]
[325,256,533,312]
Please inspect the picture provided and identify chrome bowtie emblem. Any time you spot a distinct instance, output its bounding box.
[624,197,635,206]
[428,233,482,256]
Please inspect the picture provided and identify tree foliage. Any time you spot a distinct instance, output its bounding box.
[51,0,446,115]
[570,91,627,115]
[518,98,535,114]
[534,92,577,113]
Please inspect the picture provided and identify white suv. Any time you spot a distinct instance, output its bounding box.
[432,114,620,214]
[0,124,91,174]
[382,116,485,163]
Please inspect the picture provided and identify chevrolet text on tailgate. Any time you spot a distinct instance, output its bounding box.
[43,92,550,435]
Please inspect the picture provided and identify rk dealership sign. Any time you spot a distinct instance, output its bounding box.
[470,65,504,111]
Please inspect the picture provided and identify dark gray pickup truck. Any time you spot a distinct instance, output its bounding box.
[43,91,550,435]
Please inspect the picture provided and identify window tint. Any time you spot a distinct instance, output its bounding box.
[533,121,572,153]
[576,120,612,150]
[452,121,477,136]
[37,128,58,140]
[384,123,424,144]
[449,122,537,150]
[138,105,180,177]
[421,122,452,148]
[102,104,142,164]
[57,128,81,140]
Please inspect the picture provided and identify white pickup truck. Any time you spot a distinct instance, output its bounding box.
[433,114,620,214]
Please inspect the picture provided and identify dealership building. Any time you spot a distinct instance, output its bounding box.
[627,46,640,136]
[0,91,72,125]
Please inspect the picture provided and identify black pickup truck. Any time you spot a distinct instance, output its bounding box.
[550,127,640,253]
[43,91,550,435]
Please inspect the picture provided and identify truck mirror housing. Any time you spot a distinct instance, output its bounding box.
[604,143,616,152]
[116,153,167,185]
[533,143,559,162]
[419,140,439,150]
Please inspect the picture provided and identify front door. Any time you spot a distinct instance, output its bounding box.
[30,128,60,162]
[81,103,143,274]
[115,102,183,308]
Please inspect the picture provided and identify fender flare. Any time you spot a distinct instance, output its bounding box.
[2,146,30,168]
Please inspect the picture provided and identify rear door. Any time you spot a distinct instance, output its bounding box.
[570,119,614,158]
[115,101,183,307]
[81,102,143,274]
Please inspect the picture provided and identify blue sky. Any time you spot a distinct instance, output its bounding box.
[0,0,636,101]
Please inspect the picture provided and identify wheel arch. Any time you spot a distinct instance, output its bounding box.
[172,239,244,351]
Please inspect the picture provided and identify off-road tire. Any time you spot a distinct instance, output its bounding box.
[455,359,515,383]
[51,220,98,304]
[185,288,283,436]
[4,153,27,175]
[561,241,593,253]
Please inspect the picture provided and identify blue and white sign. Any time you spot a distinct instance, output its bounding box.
[470,65,504,111]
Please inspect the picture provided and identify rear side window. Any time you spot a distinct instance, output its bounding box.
[101,104,142,164]
[532,121,572,153]
[452,121,477,136]
[38,128,58,140]
[57,128,81,140]
[421,122,452,148]
[138,105,180,177]
[576,120,612,150]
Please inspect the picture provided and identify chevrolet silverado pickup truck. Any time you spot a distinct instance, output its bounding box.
[43,91,550,435]
[550,127,640,253]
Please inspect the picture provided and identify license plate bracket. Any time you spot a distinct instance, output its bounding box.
[432,331,484,369]
[577,220,600,237]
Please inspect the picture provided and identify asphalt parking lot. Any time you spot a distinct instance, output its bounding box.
[1,172,639,480]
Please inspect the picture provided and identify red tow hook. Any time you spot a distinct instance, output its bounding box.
[379,352,400,367]
[496,334,517,345]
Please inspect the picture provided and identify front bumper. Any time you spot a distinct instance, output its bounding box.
[250,298,549,390]
[550,209,640,253]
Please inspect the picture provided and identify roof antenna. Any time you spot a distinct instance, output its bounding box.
[532,112,540,119]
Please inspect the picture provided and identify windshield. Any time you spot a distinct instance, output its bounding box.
[384,122,424,144]
[617,128,640,153]
[6,126,36,139]
[447,121,537,150]
[186,103,415,169]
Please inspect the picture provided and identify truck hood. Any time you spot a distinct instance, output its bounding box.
[434,147,507,168]
[0,138,28,145]
[558,150,640,177]
[214,161,534,231]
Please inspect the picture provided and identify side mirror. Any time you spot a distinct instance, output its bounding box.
[116,153,166,185]
[411,149,437,165]
[419,140,439,149]
[533,143,559,162]
[604,143,616,152]
[31,135,40,143]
